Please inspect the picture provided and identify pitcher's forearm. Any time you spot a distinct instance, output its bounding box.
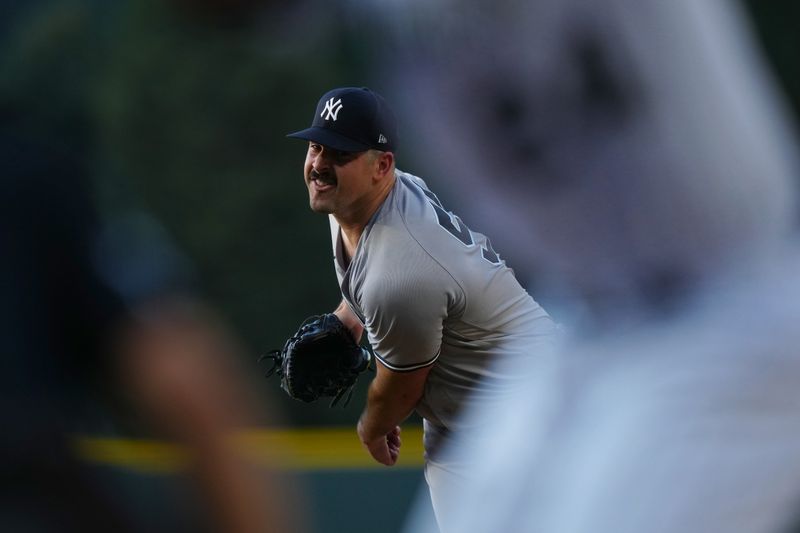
[357,363,432,444]
[333,299,364,342]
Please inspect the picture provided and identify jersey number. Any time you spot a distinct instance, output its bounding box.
[422,189,502,265]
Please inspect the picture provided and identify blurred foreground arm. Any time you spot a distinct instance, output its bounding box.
[117,299,304,533]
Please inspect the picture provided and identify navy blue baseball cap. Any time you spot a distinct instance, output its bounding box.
[287,87,398,153]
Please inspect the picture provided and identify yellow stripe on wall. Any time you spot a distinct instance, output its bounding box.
[73,426,425,474]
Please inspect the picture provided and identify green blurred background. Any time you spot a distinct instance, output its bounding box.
[1,1,797,532]
[1,0,389,427]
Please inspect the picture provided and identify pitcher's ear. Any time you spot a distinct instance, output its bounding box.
[376,151,395,177]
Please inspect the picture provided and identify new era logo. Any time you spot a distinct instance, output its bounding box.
[321,97,343,121]
[378,134,387,144]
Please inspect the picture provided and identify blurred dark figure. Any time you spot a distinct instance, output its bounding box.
[0,126,135,532]
[0,126,303,532]
[348,0,800,532]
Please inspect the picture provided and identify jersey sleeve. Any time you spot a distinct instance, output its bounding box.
[361,257,460,372]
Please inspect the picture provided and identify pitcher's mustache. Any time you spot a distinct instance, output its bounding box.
[311,169,336,181]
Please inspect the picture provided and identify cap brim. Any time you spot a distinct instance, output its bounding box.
[286,127,371,153]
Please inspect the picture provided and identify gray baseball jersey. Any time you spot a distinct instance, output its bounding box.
[329,169,557,452]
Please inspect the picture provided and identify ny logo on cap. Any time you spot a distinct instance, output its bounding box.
[321,97,343,121]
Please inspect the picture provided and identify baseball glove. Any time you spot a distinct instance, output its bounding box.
[260,313,372,407]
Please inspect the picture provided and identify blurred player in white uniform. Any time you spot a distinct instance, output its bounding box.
[347,0,800,532]
[286,86,558,529]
